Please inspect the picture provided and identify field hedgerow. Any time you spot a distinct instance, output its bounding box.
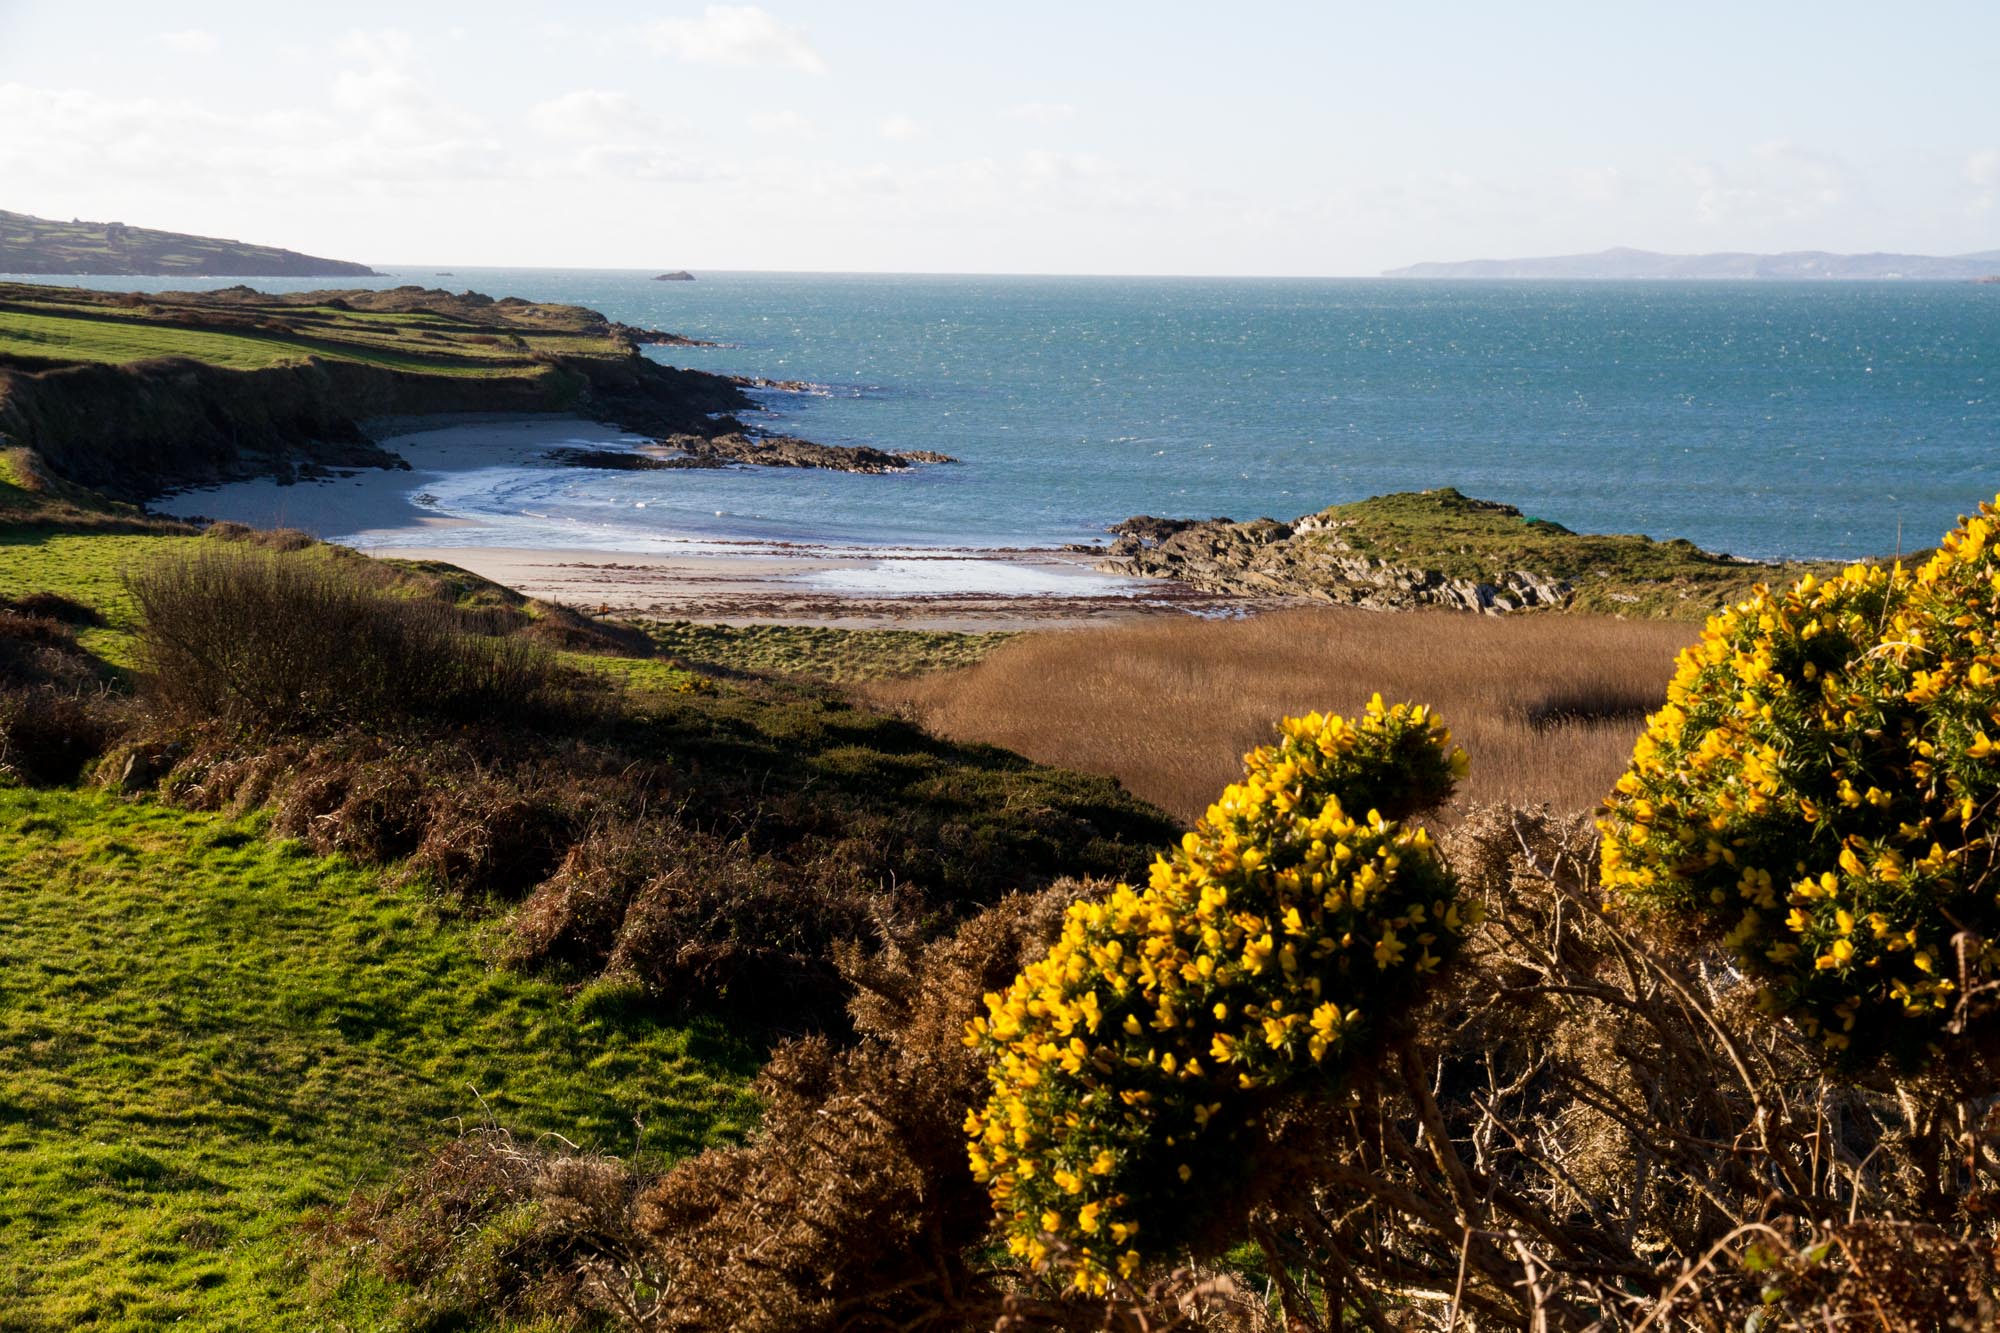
[1601,495,2000,1067]
[964,697,1468,1291]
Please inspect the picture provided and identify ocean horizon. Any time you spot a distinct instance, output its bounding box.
[35,268,2000,562]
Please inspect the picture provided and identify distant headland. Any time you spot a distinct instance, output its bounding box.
[0,208,378,278]
[1383,245,2000,281]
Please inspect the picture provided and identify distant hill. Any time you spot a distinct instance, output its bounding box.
[1383,246,2000,281]
[0,208,377,277]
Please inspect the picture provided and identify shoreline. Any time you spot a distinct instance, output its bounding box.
[158,414,1228,629]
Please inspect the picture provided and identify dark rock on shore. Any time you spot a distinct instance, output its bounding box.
[730,374,824,393]
[545,448,683,471]
[548,437,957,476]
[652,434,957,473]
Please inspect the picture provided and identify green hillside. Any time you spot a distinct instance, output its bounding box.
[0,209,376,278]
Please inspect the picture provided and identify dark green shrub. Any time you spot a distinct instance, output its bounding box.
[129,546,587,733]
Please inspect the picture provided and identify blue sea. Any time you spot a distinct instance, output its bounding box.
[34,269,2000,560]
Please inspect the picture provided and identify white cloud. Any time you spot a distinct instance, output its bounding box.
[335,27,415,67]
[1966,149,2000,213]
[748,108,816,137]
[0,77,503,190]
[879,114,922,142]
[528,90,648,141]
[159,29,219,56]
[1683,140,1851,228]
[645,6,826,75]
[1007,101,1074,124]
[1567,166,1625,206]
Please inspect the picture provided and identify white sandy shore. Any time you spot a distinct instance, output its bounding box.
[160,415,1223,629]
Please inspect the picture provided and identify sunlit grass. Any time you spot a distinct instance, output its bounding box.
[0,785,760,1330]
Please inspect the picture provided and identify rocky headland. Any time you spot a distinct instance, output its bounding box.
[1095,487,1829,618]
[0,283,871,500]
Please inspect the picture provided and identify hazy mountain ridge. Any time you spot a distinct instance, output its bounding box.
[1383,245,2000,280]
[0,208,378,277]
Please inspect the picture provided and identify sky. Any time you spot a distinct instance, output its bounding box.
[1,0,1995,275]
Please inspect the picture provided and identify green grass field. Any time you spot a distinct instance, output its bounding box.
[0,786,759,1331]
[0,285,630,378]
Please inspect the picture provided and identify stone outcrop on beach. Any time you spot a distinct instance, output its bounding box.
[550,434,956,474]
[1096,487,1815,618]
[1099,509,1567,612]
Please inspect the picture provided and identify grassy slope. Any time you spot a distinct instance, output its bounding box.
[0,285,627,377]
[0,521,1167,1328]
[1311,488,1836,619]
[0,786,758,1331]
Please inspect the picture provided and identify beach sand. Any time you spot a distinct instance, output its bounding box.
[160,415,1227,630]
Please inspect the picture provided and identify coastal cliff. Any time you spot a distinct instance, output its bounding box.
[0,283,755,499]
[1097,487,1827,618]
[0,355,751,499]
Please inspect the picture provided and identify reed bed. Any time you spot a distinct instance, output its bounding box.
[868,606,1698,823]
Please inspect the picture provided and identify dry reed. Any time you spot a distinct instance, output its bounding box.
[868,607,1696,822]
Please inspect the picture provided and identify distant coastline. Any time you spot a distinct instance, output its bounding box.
[1383,245,2000,281]
[0,207,378,278]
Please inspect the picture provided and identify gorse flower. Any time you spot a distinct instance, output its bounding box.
[1601,496,2000,1066]
[965,697,1468,1292]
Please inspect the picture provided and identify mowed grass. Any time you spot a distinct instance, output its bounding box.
[0,785,760,1331]
[645,620,1015,682]
[868,607,1698,822]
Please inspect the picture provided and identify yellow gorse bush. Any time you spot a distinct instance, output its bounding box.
[965,697,1469,1291]
[1601,496,2000,1065]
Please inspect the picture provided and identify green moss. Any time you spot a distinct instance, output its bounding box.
[0,785,758,1330]
[646,620,1014,681]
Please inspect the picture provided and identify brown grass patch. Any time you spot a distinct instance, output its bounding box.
[867,607,1696,822]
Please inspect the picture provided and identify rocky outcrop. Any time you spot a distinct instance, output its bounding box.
[1097,510,1574,613]
[646,434,956,473]
[652,271,696,281]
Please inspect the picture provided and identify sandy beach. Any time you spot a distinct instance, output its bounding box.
[160,415,1226,629]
